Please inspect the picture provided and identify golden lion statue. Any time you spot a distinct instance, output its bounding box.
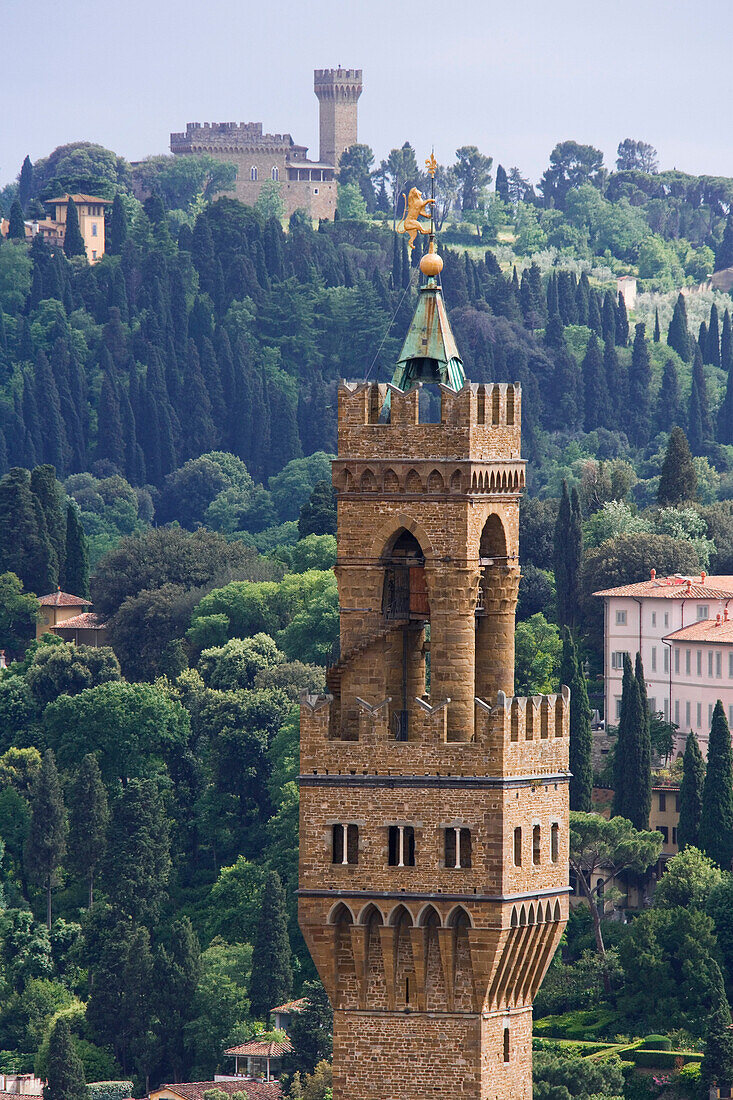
[398,187,434,250]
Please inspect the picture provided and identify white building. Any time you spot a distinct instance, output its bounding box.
[594,571,733,754]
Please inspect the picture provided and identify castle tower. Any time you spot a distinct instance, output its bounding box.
[314,67,362,168]
[298,221,569,1100]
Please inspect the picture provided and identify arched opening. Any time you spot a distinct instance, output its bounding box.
[271,166,279,181]
[330,903,355,1009]
[250,166,258,181]
[391,905,415,1009]
[475,514,513,701]
[381,529,429,742]
[447,906,474,1011]
[421,905,445,1010]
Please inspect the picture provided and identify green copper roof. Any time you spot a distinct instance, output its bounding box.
[390,277,465,392]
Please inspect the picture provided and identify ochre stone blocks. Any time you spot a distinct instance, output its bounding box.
[299,374,568,1100]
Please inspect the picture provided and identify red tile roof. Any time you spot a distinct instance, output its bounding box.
[53,612,106,630]
[155,1083,281,1100]
[38,590,91,607]
[270,998,306,1015]
[664,618,733,643]
[224,1040,292,1057]
[593,574,733,599]
[45,193,112,205]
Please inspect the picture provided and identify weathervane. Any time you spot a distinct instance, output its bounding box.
[396,150,443,280]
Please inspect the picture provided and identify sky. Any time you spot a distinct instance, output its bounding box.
[3,0,733,187]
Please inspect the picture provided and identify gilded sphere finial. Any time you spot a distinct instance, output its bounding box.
[420,249,443,277]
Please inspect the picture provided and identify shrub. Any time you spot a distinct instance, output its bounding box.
[632,1050,703,1068]
[87,1083,134,1100]
[642,1035,672,1051]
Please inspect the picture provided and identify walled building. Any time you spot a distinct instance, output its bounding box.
[298,244,570,1100]
[170,68,361,220]
[0,193,109,262]
[594,571,733,752]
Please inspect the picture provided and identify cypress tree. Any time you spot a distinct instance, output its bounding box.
[63,503,89,598]
[699,701,733,869]
[561,629,593,811]
[612,654,635,819]
[495,164,509,202]
[708,304,721,367]
[699,321,708,358]
[557,271,578,325]
[658,426,697,505]
[601,290,616,345]
[25,748,67,928]
[718,346,733,445]
[612,654,651,829]
[248,871,293,1019]
[702,978,733,1096]
[546,271,559,317]
[107,193,128,256]
[18,155,34,212]
[667,293,691,361]
[34,351,69,474]
[575,272,590,326]
[96,366,125,470]
[582,333,610,431]
[8,200,25,241]
[653,307,660,343]
[603,339,625,421]
[616,292,629,346]
[587,288,602,335]
[635,652,651,815]
[553,482,582,632]
[180,340,216,460]
[155,917,201,1082]
[43,1016,86,1100]
[688,345,712,453]
[722,310,732,373]
[655,358,681,434]
[104,778,171,924]
[677,731,705,851]
[63,197,86,259]
[30,465,66,582]
[715,211,733,271]
[68,754,108,909]
[627,322,652,446]
[0,467,55,593]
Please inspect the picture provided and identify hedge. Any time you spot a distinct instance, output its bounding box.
[641,1035,672,1051]
[632,1050,703,1069]
[88,1082,134,1100]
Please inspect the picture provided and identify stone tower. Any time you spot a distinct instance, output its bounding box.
[314,68,362,168]
[298,249,569,1100]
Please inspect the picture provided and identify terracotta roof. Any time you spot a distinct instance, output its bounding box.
[45,193,112,204]
[224,1040,292,1058]
[593,574,733,599]
[53,612,106,630]
[156,1083,280,1100]
[270,997,307,1015]
[38,590,91,607]
[664,617,733,643]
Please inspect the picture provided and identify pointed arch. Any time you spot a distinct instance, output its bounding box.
[553,900,561,921]
[510,906,518,928]
[446,904,474,929]
[328,901,355,925]
[388,903,414,927]
[368,513,435,560]
[527,903,535,925]
[417,903,442,928]
[450,469,462,493]
[545,901,553,923]
[405,468,422,493]
[358,902,384,926]
[519,904,527,926]
[479,513,507,559]
[427,468,444,493]
[360,468,376,491]
[383,468,400,493]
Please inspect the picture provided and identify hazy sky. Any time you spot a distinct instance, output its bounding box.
[3,0,732,187]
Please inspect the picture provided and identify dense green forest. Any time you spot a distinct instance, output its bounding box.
[1,136,733,1100]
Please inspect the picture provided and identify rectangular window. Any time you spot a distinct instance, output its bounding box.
[388,825,415,867]
[729,705,733,726]
[91,223,98,236]
[611,651,629,670]
[709,651,714,677]
[664,612,669,627]
[533,824,541,865]
[672,827,677,846]
[513,827,522,867]
[313,187,319,194]
[664,648,669,673]
[658,792,666,812]
[444,827,472,869]
[332,824,358,865]
[675,648,680,674]
[664,698,669,721]
[658,826,669,843]
[652,612,657,627]
[709,703,714,724]
[697,605,710,621]
[686,701,691,727]
[675,699,680,724]
[91,250,97,259]
[675,794,680,812]
[697,650,702,676]
[685,650,691,675]
[716,652,722,678]
[729,653,733,678]
[616,610,627,625]
[615,697,622,719]
[697,702,702,727]
[651,647,657,672]
[503,1027,510,1063]
[551,823,559,863]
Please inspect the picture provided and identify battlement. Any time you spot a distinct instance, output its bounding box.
[336,381,522,465]
[314,68,363,89]
[299,687,569,779]
[170,122,296,149]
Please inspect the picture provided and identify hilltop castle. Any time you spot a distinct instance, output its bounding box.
[297,241,570,1099]
[170,68,362,220]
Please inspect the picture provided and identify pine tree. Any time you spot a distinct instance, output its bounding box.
[658,426,697,505]
[63,198,86,259]
[655,358,681,434]
[62,504,90,598]
[68,755,108,908]
[248,870,293,1019]
[708,304,721,367]
[582,333,610,431]
[107,193,128,256]
[626,323,652,446]
[561,629,592,811]
[667,293,691,361]
[677,731,705,851]
[43,1017,86,1100]
[18,156,34,212]
[0,467,55,593]
[25,749,67,928]
[553,482,582,632]
[8,200,25,241]
[30,465,66,583]
[716,212,733,271]
[688,345,712,454]
[653,307,660,343]
[616,292,629,346]
[699,701,733,869]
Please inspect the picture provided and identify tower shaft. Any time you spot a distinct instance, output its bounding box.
[314,67,362,168]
